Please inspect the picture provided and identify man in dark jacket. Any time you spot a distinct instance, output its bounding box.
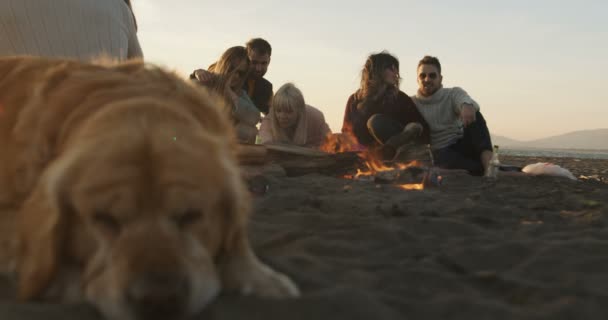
[244,38,273,115]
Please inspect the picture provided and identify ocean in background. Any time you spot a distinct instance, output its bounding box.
[502,148,608,160]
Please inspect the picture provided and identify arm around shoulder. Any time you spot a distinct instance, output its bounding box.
[190,69,217,86]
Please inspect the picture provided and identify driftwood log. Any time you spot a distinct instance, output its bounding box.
[236,143,363,177]
[235,143,433,177]
[265,144,363,177]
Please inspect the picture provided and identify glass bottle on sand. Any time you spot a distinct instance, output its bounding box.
[485,145,500,179]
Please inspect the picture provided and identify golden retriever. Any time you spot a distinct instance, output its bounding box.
[0,56,299,320]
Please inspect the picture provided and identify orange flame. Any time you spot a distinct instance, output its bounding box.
[356,151,421,174]
[397,183,424,190]
[320,124,363,154]
[346,150,426,190]
[322,124,426,191]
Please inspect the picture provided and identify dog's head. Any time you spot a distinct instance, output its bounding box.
[16,94,249,320]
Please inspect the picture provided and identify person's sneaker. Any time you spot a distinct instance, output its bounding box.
[393,142,430,163]
[385,122,423,149]
[375,144,397,160]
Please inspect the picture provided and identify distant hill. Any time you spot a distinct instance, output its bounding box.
[492,129,608,150]
[491,135,525,148]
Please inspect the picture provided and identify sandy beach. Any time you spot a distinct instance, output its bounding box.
[1,154,607,319]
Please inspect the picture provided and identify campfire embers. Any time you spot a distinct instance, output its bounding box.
[343,160,441,190]
[320,132,441,190]
[342,154,441,190]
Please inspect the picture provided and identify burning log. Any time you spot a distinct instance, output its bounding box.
[341,146,442,190]
[345,163,441,190]
[318,133,437,190]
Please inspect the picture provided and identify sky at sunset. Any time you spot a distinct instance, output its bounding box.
[132,0,607,141]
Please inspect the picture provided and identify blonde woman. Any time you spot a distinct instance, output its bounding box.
[259,83,331,148]
[260,83,331,148]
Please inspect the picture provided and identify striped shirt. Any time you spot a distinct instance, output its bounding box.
[411,87,480,150]
[0,0,142,61]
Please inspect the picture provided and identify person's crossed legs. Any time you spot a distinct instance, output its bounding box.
[433,111,493,176]
[367,114,423,160]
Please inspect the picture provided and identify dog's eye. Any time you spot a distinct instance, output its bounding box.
[173,209,202,228]
[93,211,121,233]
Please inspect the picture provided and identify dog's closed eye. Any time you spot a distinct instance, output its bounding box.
[93,211,121,234]
[172,209,202,229]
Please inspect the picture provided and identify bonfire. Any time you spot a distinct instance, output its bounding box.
[237,128,442,191]
[319,131,441,190]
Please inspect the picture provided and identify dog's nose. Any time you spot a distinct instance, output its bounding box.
[127,272,190,319]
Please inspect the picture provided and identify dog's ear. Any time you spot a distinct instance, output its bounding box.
[16,160,70,301]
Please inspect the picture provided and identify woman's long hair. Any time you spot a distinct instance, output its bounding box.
[356,51,400,110]
[208,46,249,96]
[205,46,250,115]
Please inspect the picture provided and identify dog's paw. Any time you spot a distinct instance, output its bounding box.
[238,262,300,298]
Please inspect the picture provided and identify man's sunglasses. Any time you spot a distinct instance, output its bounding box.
[418,72,438,80]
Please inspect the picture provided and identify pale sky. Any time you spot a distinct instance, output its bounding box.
[132,0,607,141]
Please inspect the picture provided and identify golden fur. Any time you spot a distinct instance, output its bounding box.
[0,56,298,320]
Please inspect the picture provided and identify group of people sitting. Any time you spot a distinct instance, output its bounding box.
[190,39,494,176]
[343,53,494,176]
[0,0,494,177]
[189,39,331,148]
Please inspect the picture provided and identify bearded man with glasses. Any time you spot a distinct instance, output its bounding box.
[410,56,494,176]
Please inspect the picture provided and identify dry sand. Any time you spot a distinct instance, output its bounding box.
[1,155,607,319]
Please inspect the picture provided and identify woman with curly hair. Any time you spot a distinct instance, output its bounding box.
[342,51,430,159]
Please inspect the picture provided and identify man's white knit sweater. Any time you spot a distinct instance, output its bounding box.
[0,0,142,61]
[411,87,480,150]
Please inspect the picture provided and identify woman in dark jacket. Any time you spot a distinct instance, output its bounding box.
[342,51,430,159]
